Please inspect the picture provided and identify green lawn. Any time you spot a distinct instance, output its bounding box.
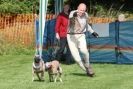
[0,55,133,89]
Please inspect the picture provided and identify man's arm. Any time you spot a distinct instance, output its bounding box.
[87,24,99,38]
[86,13,99,38]
[87,24,94,34]
[55,15,61,40]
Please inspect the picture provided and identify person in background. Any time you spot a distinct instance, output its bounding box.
[118,14,126,22]
[55,3,71,63]
[67,3,99,77]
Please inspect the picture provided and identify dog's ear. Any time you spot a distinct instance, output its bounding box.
[73,12,77,17]
[48,63,52,68]
[46,62,52,69]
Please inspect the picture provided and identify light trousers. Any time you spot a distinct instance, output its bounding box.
[67,34,90,71]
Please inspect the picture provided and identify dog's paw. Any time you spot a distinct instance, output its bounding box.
[59,78,62,82]
[41,77,45,81]
[32,78,35,82]
[54,79,57,83]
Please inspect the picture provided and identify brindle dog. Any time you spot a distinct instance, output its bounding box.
[32,55,45,81]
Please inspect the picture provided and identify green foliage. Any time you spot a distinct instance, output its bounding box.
[0,2,21,15]
[0,0,132,16]
[90,4,125,18]
[0,0,39,14]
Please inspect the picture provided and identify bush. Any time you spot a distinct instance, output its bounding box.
[0,0,39,14]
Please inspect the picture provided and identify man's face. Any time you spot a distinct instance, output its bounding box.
[64,5,70,12]
[77,5,86,17]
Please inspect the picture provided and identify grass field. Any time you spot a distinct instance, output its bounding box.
[0,55,133,89]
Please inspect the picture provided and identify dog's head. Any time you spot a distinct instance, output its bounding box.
[47,60,60,74]
[73,12,77,17]
[34,55,41,63]
[69,12,77,26]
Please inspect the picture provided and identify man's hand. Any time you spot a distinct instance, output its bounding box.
[56,33,60,40]
[92,32,99,38]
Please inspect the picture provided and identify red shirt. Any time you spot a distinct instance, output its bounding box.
[55,12,69,38]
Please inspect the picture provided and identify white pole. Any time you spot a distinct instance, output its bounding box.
[55,0,64,15]
[38,0,48,57]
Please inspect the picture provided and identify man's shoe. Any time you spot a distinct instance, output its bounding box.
[86,65,95,77]
[87,72,95,77]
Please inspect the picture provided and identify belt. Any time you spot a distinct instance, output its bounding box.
[67,33,84,35]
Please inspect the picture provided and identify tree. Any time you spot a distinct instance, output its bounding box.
[0,0,39,15]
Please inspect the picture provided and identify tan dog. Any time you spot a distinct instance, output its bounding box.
[45,60,62,82]
[32,55,45,81]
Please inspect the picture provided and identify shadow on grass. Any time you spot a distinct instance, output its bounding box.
[33,80,45,82]
[70,73,97,78]
[70,73,86,76]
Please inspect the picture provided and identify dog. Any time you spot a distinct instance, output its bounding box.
[32,55,45,81]
[69,12,82,33]
[45,60,62,82]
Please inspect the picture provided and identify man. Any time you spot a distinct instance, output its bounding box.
[67,3,98,77]
[118,14,126,22]
[55,4,71,63]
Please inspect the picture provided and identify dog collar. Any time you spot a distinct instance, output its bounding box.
[33,63,40,69]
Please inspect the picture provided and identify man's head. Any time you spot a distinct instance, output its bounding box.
[77,3,86,17]
[63,4,70,13]
[118,14,126,21]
